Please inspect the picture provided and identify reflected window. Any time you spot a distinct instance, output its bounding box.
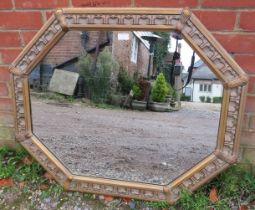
[131,36,138,63]
[208,84,212,92]
[200,84,212,92]
[199,84,203,91]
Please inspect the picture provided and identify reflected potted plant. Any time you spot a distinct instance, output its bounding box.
[149,73,171,112]
[131,78,148,111]
[166,83,176,107]
[131,83,147,110]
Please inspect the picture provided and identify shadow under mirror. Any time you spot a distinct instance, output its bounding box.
[28,30,223,185]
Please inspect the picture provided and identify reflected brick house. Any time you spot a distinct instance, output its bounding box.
[43,31,84,66]
[31,31,154,85]
[111,31,152,77]
[42,30,111,69]
[29,31,110,87]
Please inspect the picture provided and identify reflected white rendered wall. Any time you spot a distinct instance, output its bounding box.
[192,80,223,102]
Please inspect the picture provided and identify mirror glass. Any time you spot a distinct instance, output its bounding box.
[29,30,223,185]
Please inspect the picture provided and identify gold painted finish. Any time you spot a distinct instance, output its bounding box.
[9,8,248,203]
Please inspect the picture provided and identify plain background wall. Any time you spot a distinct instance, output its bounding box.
[0,0,254,170]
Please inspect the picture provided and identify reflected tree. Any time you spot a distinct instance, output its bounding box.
[79,48,119,103]
[153,32,171,76]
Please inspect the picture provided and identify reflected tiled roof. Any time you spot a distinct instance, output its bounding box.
[133,31,162,49]
[192,60,218,80]
[193,59,204,68]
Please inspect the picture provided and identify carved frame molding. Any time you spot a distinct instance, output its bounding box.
[9,8,248,204]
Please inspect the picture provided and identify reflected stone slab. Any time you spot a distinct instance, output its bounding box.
[48,69,79,96]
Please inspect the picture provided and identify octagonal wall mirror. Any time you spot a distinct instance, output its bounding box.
[29,30,222,186]
[10,8,248,204]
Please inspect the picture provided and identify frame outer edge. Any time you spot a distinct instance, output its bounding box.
[20,139,73,187]
[55,9,69,32]
[30,135,73,180]
[10,74,18,135]
[10,7,249,205]
[169,163,229,204]
[23,30,66,75]
[214,151,238,164]
[9,15,56,70]
[227,77,248,88]
[181,31,227,85]
[168,153,216,188]
[189,14,248,81]
[190,163,229,192]
[61,7,183,15]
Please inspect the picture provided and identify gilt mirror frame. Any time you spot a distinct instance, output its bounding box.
[9,8,248,204]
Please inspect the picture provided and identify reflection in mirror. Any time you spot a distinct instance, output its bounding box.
[29,30,223,185]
